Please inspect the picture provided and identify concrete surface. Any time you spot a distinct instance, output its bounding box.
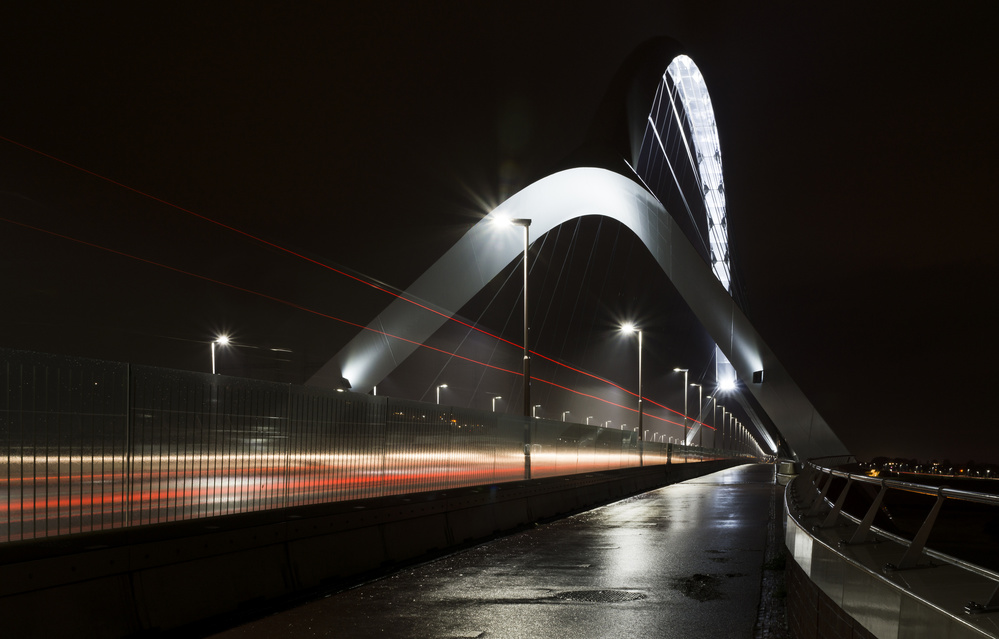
[210,463,776,638]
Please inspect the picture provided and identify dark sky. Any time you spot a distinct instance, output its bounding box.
[1,3,996,463]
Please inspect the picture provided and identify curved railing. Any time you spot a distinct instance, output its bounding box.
[792,461,999,618]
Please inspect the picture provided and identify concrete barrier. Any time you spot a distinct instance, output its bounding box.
[0,460,742,637]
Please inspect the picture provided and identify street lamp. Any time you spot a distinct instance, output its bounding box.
[674,368,688,444]
[707,395,717,448]
[727,413,734,450]
[690,382,703,448]
[505,218,532,418]
[562,411,570,422]
[436,383,448,405]
[586,416,593,425]
[533,404,541,418]
[621,323,643,466]
[492,396,502,412]
[211,335,230,375]
[604,420,612,428]
[718,405,727,450]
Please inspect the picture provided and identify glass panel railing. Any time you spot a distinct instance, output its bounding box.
[1,348,740,542]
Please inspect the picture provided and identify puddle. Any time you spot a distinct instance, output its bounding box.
[672,573,724,601]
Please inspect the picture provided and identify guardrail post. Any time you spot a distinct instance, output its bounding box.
[800,463,817,490]
[806,471,835,516]
[819,477,853,528]
[886,490,946,571]
[965,582,999,615]
[844,480,888,545]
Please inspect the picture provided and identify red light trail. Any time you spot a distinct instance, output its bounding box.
[0,135,711,429]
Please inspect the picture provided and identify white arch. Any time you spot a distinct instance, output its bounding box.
[308,167,848,462]
[663,54,730,292]
[640,55,737,442]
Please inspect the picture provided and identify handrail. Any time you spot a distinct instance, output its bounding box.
[816,465,999,507]
[801,460,999,614]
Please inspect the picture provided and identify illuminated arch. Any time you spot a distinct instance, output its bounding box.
[635,54,737,407]
[309,42,849,462]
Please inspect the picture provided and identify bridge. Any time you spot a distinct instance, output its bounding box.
[2,37,998,639]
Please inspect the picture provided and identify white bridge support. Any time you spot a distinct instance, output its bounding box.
[308,167,848,462]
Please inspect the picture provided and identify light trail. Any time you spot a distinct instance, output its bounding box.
[0,446,719,538]
[1,135,708,426]
[0,213,706,426]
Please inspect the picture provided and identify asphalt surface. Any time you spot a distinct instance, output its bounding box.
[210,463,776,639]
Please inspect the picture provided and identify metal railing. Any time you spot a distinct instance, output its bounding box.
[797,461,999,615]
[1,348,745,542]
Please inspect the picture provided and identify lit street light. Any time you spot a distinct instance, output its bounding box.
[436,383,448,405]
[707,395,717,448]
[674,368,688,443]
[211,335,230,375]
[533,404,541,418]
[562,411,570,422]
[586,416,593,425]
[621,323,643,466]
[690,382,703,448]
[503,218,532,418]
[718,405,727,450]
[492,396,502,412]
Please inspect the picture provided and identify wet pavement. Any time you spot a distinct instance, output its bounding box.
[210,463,777,639]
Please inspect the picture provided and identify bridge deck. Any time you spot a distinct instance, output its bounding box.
[211,464,778,638]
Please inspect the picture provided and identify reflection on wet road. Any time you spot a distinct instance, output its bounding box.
[212,464,776,639]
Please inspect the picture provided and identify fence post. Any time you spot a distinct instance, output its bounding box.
[125,363,132,528]
[887,490,947,571]
[845,481,888,545]
[820,477,853,528]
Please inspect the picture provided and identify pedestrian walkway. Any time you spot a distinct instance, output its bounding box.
[210,464,778,639]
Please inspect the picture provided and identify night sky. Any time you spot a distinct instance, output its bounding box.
[2,3,996,463]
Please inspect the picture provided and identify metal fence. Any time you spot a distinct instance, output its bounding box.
[1,348,730,542]
[796,461,999,613]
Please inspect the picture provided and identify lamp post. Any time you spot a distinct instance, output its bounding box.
[562,411,570,422]
[707,395,717,448]
[674,368,688,444]
[508,218,532,418]
[690,382,703,448]
[622,324,643,466]
[492,396,502,412]
[533,404,541,418]
[211,335,230,375]
[718,405,727,450]
[586,416,593,425]
[436,383,448,405]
